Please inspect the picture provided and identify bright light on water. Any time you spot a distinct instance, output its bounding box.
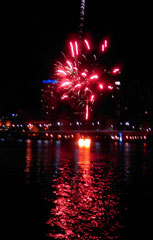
[78,138,91,148]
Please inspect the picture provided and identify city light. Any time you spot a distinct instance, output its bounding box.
[78,138,91,148]
[42,80,58,84]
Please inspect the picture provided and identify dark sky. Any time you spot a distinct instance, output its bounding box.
[0,1,152,117]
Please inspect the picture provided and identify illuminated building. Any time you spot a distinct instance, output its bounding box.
[41,79,58,120]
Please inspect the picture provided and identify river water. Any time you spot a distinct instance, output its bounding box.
[1,139,153,239]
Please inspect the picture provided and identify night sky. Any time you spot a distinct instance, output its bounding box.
[0,1,152,118]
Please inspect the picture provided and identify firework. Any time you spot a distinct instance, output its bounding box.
[55,38,120,120]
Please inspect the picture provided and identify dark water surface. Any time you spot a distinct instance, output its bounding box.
[1,139,153,239]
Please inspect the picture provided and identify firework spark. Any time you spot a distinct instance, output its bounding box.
[55,38,121,120]
[85,101,89,120]
[84,39,90,50]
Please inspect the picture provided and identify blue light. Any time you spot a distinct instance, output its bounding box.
[119,133,122,142]
[42,79,58,84]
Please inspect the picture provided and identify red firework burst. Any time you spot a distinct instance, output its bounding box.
[55,38,121,120]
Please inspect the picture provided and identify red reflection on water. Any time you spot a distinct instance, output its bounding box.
[25,140,32,181]
[46,145,121,239]
[78,147,90,178]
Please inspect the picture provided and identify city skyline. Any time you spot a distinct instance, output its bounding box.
[0,1,152,119]
[1,3,153,239]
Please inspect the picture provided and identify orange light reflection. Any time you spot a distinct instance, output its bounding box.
[78,138,91,148]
